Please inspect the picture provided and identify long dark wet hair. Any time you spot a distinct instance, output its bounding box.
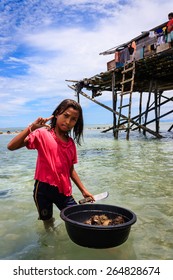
[50,99,84,145]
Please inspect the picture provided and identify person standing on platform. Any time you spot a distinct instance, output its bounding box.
[167,12,173,47]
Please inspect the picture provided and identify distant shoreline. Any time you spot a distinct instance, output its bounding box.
[0,122,172,135]
[0,126,112,135]
[0,130,23,135]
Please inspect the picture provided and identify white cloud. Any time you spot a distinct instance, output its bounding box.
[0,0,172,127]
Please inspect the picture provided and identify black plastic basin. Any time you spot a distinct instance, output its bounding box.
[60,204,137,249]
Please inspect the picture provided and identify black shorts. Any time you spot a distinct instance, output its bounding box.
[33,180,77,220]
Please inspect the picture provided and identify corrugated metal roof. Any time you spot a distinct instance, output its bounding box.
[68,47,173,93]
[99,21,168,55]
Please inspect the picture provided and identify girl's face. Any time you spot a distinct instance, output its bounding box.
[56,107,79,132]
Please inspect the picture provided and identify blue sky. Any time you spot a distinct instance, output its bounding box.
[0,0,172,128]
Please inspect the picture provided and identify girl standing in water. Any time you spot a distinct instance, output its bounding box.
[7,99,94,226]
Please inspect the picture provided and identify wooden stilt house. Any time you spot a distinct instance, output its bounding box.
[67,21,173,139]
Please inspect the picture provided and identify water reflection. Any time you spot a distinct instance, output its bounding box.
[30,222,137,260]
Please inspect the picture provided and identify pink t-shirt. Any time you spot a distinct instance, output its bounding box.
[26,128,77,196]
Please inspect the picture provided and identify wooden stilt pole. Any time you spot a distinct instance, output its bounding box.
[158,91,162,132]
[139,92,143,132]
[143,80,153,135]
[77,92,80,103]
[112,72,118,138]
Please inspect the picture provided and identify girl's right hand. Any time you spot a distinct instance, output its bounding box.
[30,115,54,132]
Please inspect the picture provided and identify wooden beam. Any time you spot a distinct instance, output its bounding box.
[112,72,118,138]
[168,124,173,131]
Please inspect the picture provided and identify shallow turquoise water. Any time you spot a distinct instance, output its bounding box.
[0,125,173,260]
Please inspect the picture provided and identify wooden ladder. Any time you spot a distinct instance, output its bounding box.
[117,60,136,140]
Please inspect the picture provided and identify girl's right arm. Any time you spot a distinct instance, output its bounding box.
[7,126,30,150]
[7,116,53,151]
